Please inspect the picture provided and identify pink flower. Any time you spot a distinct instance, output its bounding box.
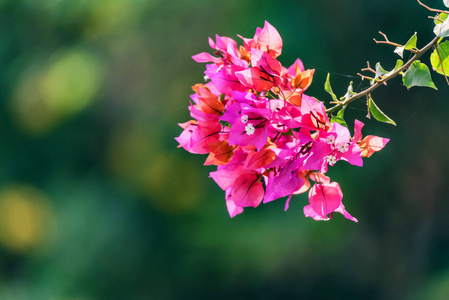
[178,21,389,222]
[304,181,357,222]
[329,122,363,167]
[227,104,272,151]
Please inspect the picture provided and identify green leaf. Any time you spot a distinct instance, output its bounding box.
[337,106,346,119]
[220,94,225,101]
[394,33,417,58]
[430,40,449,75]
[324,73,338,102]
[392,59,404,72]
[403,61,437,90]
[368,95,396,126]
[330,116,348,128]
[436,13,448,24]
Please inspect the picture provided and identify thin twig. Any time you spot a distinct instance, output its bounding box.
[417,0,449,14]
[373,31,403,48]
[429,16,445,23]
[357,73,373,81]
[361,61,376,74]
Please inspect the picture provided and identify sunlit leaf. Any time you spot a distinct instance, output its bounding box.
[430,40,449,75]
[368,95,396,126]
[394,33,417,58]
[324,73,338,102]
[436,13,449,24]
[403,61,437,90]
[393,59,404,71]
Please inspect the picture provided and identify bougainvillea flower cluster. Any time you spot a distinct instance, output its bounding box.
[176,21,389,221]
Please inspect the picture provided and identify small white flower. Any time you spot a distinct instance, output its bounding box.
[325,135,335,145]
[245,123,255,135]
[241,114,249,123]
[204,75,210,81]
[336,142,349,153]
[328,155,337,166]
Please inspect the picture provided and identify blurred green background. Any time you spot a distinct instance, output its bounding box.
[0,0,449,299]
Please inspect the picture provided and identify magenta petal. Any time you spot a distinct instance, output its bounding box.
[192,52,222,63]
[340,143,363,167]
[303,204,330,221]
[257,21,283,57]
[264,164,304,203]
[335,203,358,222]
[332,122,351,145]
[227,43,248,68]
[353,119,364,142]
[226,198,244,218]
[288,58,305,76]
[213,35,237,52]
[228,118,268,151]
[235,68,274,92]
[210,167,242,191]
[209,65,247,96]
[303,142,333,172]
[284,194,293,211]
[308,182,342,218]
[220,102,241,124]
[190,121,222,154]
[229,173,264,208]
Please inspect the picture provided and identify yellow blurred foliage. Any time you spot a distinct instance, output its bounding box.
[10,48,104,135]
[0,185,53,253]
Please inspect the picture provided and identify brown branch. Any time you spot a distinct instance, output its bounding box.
[326,35,440,115]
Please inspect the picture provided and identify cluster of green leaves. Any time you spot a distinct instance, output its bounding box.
[325,0,449,129]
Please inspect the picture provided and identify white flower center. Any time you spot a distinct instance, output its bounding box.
[245,123,255,135]
[337,142,349,153]
[241,114,249,123]
[325,135,335,145]
[327,155,337,166]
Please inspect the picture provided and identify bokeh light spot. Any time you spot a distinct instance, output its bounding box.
[0,184,53,253]
[10,49,104,134]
